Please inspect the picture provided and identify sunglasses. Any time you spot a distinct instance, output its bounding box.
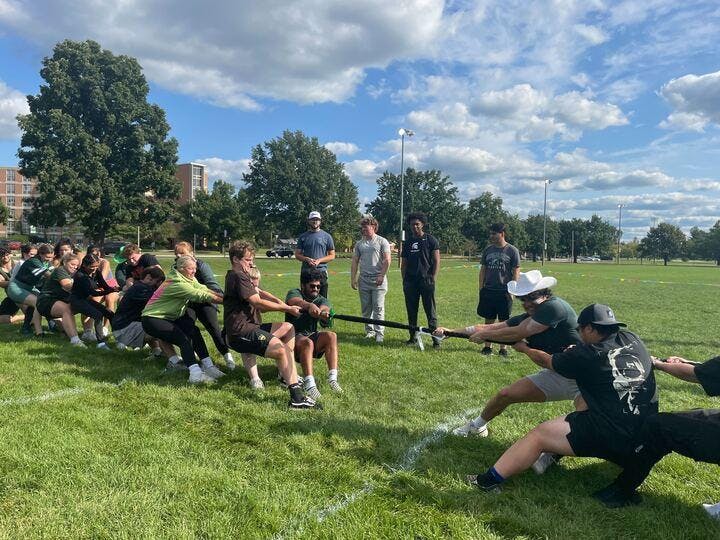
[307,284,321,289]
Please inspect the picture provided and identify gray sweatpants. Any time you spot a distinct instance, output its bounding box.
[358,286,387,336]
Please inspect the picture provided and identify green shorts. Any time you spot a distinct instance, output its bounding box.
[7,281,33,304]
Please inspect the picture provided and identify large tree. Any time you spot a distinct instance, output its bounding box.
[0,200,8,226]
[640,223,686,265]
[366,168,465,252]
[585,214,618,257]
[18,40,180,246]
[557,218,588,262]
[690,221,720,265]
[522,214,559,261]
[243,130,360,250]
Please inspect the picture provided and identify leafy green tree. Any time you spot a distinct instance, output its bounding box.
[522,214,559,261]
[366,168,465,252]
[17,40,179,246]
[641,223,687,265]
[0,200,8,226]
[243,130,360,251]
[692,221,720,265]
[557,218,588,262]
[585,215,617,257]
[460,192,506,245]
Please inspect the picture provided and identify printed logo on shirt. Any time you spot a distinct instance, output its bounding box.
[410,242,419,252]
[608,343,647,415]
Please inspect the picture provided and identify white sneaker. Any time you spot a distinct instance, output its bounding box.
[532,452,558,475]
[703,503,720,520]
[452,420,488,437]
[328,379,343,393]
[249,378,264,390]
[375,334,384,343]
[305,385,322,400]
[166,360,188,371]
[81,331,97,342]
[96,342,111,351]
[364,331,376,339]
[72,340,87,348]
[188,369,215,384]
[203,365,226,379]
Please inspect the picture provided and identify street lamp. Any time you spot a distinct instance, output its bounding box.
[398,128,414,263]
[617,204,625,264]
[542,179,552,266]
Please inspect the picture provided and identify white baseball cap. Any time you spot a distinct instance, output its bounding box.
[308,211,322,220]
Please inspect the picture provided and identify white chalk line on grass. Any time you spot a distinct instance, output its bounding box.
[273,407,482,539]
[0,378,136,408]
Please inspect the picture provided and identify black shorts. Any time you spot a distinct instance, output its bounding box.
[37,297,65,319]
[477,288,512,320]
[226,323,274,356]
[0,297,19,316]
[565,410,637,466]
[296,332,325,360]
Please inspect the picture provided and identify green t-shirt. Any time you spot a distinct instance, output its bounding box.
[39,266,73,303]
[284,288,331,336]
[507,296,581,354]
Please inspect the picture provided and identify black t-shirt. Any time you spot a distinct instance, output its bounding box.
[552,330,658,436]
[130,254,160,280]
[71,268,113,300]
[507,296,581,353]
[401,234,439,280]
[695,356,720,397]
[223,269,261,336]
[112,282,155,331]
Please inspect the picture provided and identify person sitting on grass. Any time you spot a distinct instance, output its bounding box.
[465,304,658,504]
[7,243,54,335]
[233,265,265,390]
[595,354,720,513]
[69,254,118,350]
[223,241,318,409]
[434,270,583,457]
[174,241,236,372]
[285,269,341,400]
[36,253,86,346]
[141,255,225,384]
[112,266,170,356]
[0,247,24,325]
[86,245,120,322]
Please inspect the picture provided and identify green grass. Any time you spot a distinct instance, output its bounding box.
[0,258,718,539]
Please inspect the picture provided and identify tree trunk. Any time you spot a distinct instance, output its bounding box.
[663,257,669,266]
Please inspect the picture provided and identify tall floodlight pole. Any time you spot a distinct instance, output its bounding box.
[617,204,625,264]
[398,128,414,266]
[542,179,551,266]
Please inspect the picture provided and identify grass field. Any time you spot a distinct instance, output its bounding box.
[0,256,718,539]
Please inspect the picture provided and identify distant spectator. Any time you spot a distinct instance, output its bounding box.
[295,211,335,298]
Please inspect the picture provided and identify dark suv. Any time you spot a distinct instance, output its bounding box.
[266,245,294,258]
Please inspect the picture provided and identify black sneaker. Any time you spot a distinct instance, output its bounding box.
[592,483,642,508]
[432,339,441,349]
[481,346,492,355]
[465,473,501,493]
[405,338,416,346]
[289,396,323,410]
[498,348,509,358]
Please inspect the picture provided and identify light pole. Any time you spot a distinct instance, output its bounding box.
[617,204,625,264]
[542,179,551,266]
[398,128,414,265]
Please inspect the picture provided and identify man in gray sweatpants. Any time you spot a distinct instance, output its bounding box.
[350,215,391,343]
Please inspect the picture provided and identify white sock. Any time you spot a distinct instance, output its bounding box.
[472,416,488,428]
[152,347,163,357]
[168,355,181,365]
[224,352,235,362]
[189,363,201,374]
[304,375,316,388]
[200,357,214,369]
[328,369,338,382]
[70,336,82,344]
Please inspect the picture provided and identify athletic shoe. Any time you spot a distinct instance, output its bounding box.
[225,356,236,371]
[592,483,642,508]
[288,396,322,410]
[481,346,492,355]
[465,474,501,493]
[47,320,59,333]
[304,385,322,400]
[202,365,226,379]
[81,331,98,342]
[71,340,87,348]
[188,370,215,384]
[116,342,127,351]
[277,375,304,388]
[405,338,417,346]
[498,348,509,358]
[249,378,264,390]
[96,342,111,351]
[166,360,188,371]
[364,331,376,339]
[532,452,558,474]
[702,503,720,520]
[375,334,384,344]
[453,420,488,437]
[19,326,33,336]
[432,339,441,349]
[328,380,343,393]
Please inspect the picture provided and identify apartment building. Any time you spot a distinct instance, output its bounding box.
[0,166,37,237]
[175,162,208,204]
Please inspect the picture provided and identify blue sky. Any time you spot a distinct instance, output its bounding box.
[1,0,719,240]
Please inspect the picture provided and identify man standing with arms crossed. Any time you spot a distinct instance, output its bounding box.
[477,223,521,357]
[295,211,336,298]
[351,216,391,344]
[401,212,441,348]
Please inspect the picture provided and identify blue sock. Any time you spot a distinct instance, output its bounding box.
[488,466,505,484]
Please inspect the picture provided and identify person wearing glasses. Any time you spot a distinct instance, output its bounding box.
[434,270,583,460]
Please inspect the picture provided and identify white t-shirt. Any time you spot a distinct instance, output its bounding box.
[353,235,390,289]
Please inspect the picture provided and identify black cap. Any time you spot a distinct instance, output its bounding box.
[577,304,626,327]
[489,222,506,233]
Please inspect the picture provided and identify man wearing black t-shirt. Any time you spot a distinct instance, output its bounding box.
[401,212,441,348]
[466,304,658,499]
[597,355,720,513]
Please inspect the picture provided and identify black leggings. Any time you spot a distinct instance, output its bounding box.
[71,297,114,343]
[141,314,209,367]
[187,303,228,355]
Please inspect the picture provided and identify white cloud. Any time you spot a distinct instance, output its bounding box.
[584,170,672,190]
[573,24,608,45]
[344,159,384,183]
[324,141,360,156]
[407,102,479,138]
[0,80,28,139]
[659,70,720,131]
[550,91,628,129]
[195,157,249,188]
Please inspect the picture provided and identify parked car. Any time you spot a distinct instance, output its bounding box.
[266,245,295,258]
[579,256,601,262]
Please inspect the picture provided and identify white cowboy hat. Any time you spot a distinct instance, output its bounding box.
[507,270,557,296]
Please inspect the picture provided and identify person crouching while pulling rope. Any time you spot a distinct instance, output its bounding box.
[434,270,584,463]
[285,269,341,401]
[223,241,319,410]
[465,304,658,498]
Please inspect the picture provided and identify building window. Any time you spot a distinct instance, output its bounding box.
[22,184,32,195]
[6,182,14,194]
[6,169,15,182]
[191,164,204,200]
[7,196,15,207]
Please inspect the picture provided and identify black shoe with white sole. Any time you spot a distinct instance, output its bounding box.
[288,396,323,410]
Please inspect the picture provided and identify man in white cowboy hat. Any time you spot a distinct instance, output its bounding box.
[435,270,583,455]
[295,211,336,298]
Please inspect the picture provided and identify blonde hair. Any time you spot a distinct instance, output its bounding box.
[175,254,196,272]
[174,241,193,256]
[61,252,80,265]
[247,266,261,281]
